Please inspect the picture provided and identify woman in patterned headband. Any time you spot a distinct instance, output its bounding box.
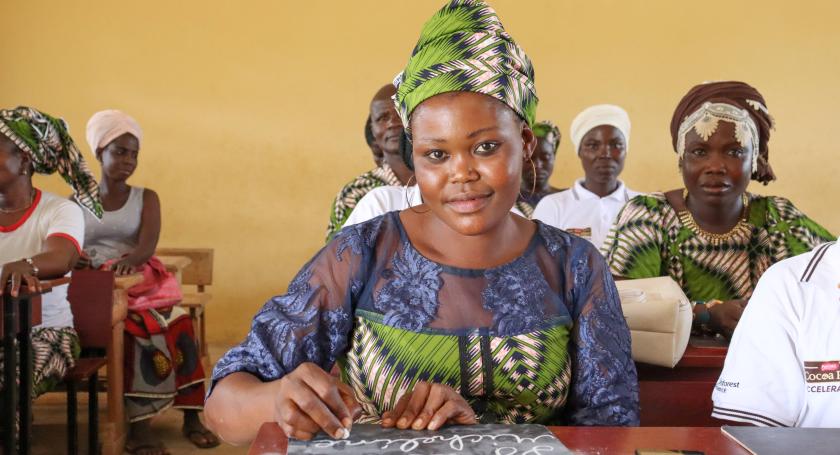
[206,0,638,444]
[603,81,833,339]
[516,121,563,217]
[0,106,100,434]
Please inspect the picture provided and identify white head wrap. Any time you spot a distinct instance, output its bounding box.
[570,104,631,154]
[85,109,143,154]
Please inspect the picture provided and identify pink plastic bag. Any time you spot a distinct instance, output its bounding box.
[103,256,182,311]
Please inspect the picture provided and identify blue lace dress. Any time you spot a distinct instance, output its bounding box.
[211,212,639,425]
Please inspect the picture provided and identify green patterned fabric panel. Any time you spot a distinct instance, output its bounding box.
[341,312,571,424]
[603,192,834,301]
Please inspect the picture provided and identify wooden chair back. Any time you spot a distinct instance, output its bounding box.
[67,270,115,350]
[155,247,214,288]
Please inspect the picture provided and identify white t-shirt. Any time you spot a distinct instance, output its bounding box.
[344,185,524,227]
[712,240,840,427]
[0,190,85,329]
[532,178,640,250]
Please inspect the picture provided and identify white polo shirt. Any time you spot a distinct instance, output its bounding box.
[532,178,640,250]
[343,185,524,227]
[712,241,840,427]
[0,190,85,329]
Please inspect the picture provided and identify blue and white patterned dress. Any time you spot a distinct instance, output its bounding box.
[211,212,639,426]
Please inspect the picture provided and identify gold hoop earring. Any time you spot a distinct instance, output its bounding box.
[529,157,537,197]
[519,157,537,201]
[405,175,429,214]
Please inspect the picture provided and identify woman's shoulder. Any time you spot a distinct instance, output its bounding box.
[628,191,668,207]
[616,191,673,222]
[41,191,83,216]
[139,186,159,204]
[749,194,805,224]
[339,168,391,193]
[329,211,400,259]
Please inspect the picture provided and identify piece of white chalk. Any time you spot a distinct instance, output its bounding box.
[337,428,350,440]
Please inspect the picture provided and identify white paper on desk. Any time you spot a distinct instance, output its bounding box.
[616,277,692,368]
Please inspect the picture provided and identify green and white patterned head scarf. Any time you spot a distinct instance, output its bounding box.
[394,0,537,134]
[0,106,103,218]
[532,120,561,153]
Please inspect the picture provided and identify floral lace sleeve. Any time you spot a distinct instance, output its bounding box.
[564,239,640,426]
[209,218,382,393]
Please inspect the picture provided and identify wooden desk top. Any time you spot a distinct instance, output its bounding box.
[114,273,144,290]
[157,255,192,273]
[675,343,728,369]
[248,423,750,455]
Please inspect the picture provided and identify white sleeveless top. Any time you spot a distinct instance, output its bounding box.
[83,186,144,268]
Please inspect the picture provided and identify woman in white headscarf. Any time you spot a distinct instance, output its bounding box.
[532,104,641,250]
[83,110,219,454]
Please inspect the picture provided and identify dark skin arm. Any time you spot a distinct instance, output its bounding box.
[1,236,80,297]
[205,363,360,445]
[110,189,161,275]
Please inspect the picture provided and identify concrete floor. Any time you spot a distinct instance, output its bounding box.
[28,344,249,455]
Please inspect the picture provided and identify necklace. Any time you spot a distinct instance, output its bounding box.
[678,189,751,246]
[0,189,36,214]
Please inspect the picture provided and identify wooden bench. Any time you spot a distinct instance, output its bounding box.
[156,248,214,370]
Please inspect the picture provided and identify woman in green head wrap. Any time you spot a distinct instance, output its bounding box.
[0,106,101,434]
[206,1,638,444]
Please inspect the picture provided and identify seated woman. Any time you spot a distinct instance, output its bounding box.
[81,110,219,454]
[603,82,833,338]
[325,84,414,241]
[365,116,384,167]
[206,0,638,445]
[533,105,639,249]
[516,121,563,217]
[0,106,99,431]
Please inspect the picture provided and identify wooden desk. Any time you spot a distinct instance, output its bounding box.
[248,423,750,455]
[637,336,728,426]
[156,255,192,284]
[2,277,69,455]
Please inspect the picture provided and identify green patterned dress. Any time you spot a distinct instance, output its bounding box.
[213,212,639,426]
[326,164,401,241]
[603,192,834,302]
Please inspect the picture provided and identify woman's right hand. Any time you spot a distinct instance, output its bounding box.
[273,362,361,441]
[708,299,748,339]
[0,260,41,297]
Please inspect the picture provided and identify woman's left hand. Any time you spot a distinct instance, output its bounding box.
[108,259,136,276]
[708,299,748,339]
[381,381,476,431]
[0,260,41,297]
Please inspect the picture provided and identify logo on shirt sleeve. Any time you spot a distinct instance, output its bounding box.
[715,379,740,393]
[804,361,840,385]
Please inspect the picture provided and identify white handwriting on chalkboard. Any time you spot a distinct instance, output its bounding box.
[310,433,558,453]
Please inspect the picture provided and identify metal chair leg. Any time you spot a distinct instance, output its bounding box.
[88,374,99,455]
[67,380,78,455]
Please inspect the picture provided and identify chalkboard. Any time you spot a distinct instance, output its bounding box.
[287,424,572,454]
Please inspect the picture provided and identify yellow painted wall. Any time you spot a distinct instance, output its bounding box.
[3,1,839,345]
